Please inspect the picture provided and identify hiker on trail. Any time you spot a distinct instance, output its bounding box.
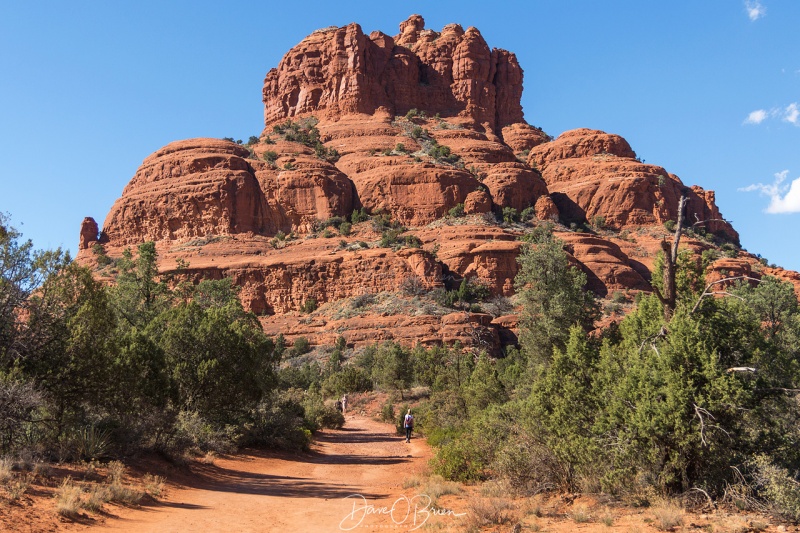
[335,400,342,412]
[341,394,348,414]
[403,409,414,443]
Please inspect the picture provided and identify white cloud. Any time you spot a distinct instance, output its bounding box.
[783,103,799,124]
[740,170,800,213]
[746,0,766,21]
[744,109,768,124]
[743,103,800,126]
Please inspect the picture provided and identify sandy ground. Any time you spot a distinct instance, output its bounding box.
[65,415,444,533]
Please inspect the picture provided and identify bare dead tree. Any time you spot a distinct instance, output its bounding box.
[652,193,688,320]
[652,191,734,320]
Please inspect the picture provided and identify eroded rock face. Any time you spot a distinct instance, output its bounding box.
[101,138,354,246]
[262,15,525,135]
[529,129,739,242]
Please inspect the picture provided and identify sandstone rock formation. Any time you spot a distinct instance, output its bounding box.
[76,15,773,354]
[529,129,739,242]
[262,15,524,136]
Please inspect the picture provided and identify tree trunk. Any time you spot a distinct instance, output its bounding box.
[654,193,687,320]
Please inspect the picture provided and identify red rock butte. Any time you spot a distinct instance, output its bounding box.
[76,15,800,352]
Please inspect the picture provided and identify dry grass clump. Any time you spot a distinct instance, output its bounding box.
[201,451,217,465]
[33,461,53,480]
[402,474,423,489]
[424,474,461,504]
[143,473,166,498]
[109,482,143,505]
[0,457,13,483]
[569,504,592,523]
[105,460,143,505]
[465,496,518,530]
[6,473,33,501]
[55,478,83,518]
[651,501,685,531]
[107,460,125,485]
[82,485,112,512]
[599,509,615,526]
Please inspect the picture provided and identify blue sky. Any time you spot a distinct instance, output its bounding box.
[1,1,799,271]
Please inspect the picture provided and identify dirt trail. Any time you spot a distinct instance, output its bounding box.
[72,415,441,533]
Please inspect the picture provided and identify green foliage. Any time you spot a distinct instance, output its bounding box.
[664,220,677,232]
[247,135,260,145]
[0,220,314,459]
[502,207,519,224]
[291,336,311,356]
[525,326,601,490]
[431,437,485,482]
[150,299,277,424]
[448,203,465,218]
[462,353,506,415]
[432,277,490,309]
[262,150,278,164]
[751,455,800,521]
[379,228,402,248]
[322,365,372,397]
[91,243,112,266]
[371,342,412,395]
[314,142,340,162]
[350,208,369,224]
[515,236,599,366]
[651,248,705,304]
[338,221,352,236]
[720,242,739,258]
[300,298,318,314]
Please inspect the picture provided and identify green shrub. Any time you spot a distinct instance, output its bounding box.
[322,366,372,397]
[663,219,676,232]
[380,229,402,248]
[351,208,369,224]
[403,235,422,248]
[752,455,800,521]
[338,222,352,236]
[448,203,465,218]
[431,438,484,482]
[244,391,312,451]
[91,243,112,266]
[502,207,519,224]
[300,298,318,314]
[263,150,278,164]
[720,242,739,258]
[591,215,606,229]
[380,399,395,424]
[292,336,311,355]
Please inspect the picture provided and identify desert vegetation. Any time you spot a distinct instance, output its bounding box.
[0,213,342,473]
[4,206,800,526]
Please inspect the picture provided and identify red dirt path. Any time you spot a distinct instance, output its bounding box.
[67,415,442,533]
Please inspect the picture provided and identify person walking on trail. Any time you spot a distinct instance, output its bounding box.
[403,409,414,443]
[341,394,348,415]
